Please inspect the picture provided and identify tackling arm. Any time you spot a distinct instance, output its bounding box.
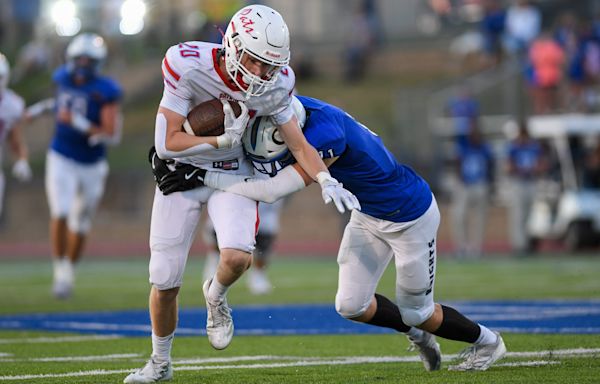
[204,164,309,203]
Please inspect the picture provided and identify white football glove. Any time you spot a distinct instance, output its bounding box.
[316,172,361,214]
[216,100,249,149]
[12,159,32,182]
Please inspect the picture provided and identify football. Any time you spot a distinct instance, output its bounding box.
[182,99,242,137]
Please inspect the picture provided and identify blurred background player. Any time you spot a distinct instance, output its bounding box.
[154,95,506,372]
[506,119,546,254]
[0,52,32,220]
[202,200,285,295]
[451,119,495,259]
[43,33,123,299]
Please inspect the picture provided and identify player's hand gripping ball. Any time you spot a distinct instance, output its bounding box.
[183,99,242,136]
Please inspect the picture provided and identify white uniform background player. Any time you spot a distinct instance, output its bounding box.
[0,53,32,219]
[201,199,285,295]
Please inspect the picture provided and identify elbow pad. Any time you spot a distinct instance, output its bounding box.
[204,166,306,203]
[154,113,214,159]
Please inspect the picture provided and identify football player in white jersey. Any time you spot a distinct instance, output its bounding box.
[0,53,32,219]
[125,5,359,383]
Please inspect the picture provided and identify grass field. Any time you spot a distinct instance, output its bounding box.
[0,255,599,383]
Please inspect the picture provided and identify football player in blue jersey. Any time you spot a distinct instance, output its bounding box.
[45,33,123,299]
[152,95,507,372]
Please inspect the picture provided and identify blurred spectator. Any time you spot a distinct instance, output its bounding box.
[451,120,495,259]
[503,0,541,57]
[343,0,380,82]
[480,0,506,66]
[583,140,600,189]
[568,22,600,112]
[526,32,565,114]
[506,119,546,254]
[446,86,480,148]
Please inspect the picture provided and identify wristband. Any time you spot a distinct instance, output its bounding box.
[216,134,231,149]
[316,171,336,186]
[71,113,92,133]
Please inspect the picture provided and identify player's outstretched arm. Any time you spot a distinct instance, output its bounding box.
[8,117,32,182]
[203,164,308,203]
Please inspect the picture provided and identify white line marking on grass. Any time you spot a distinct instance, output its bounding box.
[496,360,561,367]
[0,353,12,358]
[0,348,597,381]
[0,354,140,363]
[0,335,122,344]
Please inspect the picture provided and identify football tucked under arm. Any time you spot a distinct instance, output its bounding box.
[183,98,242,137]
[204,166,307,203]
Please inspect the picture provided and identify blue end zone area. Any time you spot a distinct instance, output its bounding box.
[0,300,599,336]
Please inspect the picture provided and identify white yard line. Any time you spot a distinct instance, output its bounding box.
[0,348,597,381]
[0,335,122,344]
[0,353,140,363]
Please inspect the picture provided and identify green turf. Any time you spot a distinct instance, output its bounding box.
[0,255,599,383]
[0,332,599,383]
[1,256,599,314]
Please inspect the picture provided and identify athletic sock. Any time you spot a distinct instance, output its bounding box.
[432,304,481,343]
[406,327,425,341]
[366,294,411,333]
[475,325,498,345]
[151,332,174,363]
[207,277,229,303]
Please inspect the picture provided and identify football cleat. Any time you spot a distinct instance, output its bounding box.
[407,332,442,371]
[203,279,234,350]
[52,259,74,299]
[247,269,272,295]
[448,332,506,371]
[123,357,173,383]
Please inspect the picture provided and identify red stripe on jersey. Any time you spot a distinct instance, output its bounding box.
[254,201,260,236]
[163,76,177,90]
[212,48,241,93]
[163,57,180,81]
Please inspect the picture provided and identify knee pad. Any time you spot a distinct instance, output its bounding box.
[335,292,369,319]
[148,249,182,290]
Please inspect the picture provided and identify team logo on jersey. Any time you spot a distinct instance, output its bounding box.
[213,159,239,170]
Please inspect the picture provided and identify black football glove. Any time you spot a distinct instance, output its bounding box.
[148,146,173,183]
[158,163,207,195]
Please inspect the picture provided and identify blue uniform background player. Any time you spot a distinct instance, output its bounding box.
[152,95,507,371]
[45,33,123,299]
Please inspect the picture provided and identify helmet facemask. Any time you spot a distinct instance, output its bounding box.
[242,96,307,177]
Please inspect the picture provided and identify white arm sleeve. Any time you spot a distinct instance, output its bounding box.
[154,113,215,159]
[204,166,306,203]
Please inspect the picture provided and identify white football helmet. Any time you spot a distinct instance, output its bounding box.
[242,96,306,176]
[66,33,107,78]
[223,5,290,97]
[0,53,9,93]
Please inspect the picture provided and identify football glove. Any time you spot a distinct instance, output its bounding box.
[216,100,249,149]
[317,172,361,214]
[148,146,173,183]
[158,164,207,195]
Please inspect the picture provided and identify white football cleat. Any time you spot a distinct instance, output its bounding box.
[203,279,234,350]
[52,259,74,299]
[123,357,172,383]
[407,332,441,371]
[448,332,506,371]
[247,269,272,295]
